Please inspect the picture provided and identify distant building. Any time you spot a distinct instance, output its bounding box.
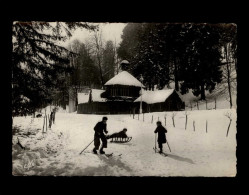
[103,71,145,101]
[77,71,144,114]
[134,89,185,113]
[68,86,91,113]
[77,71,185,114]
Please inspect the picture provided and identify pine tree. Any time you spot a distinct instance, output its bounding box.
[12,22,97,116]
[118,23,224,98]
[180,24,223,100]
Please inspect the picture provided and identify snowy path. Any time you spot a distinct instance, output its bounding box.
[12,109,237,176]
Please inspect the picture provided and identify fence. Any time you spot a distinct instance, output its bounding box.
[186,99,219,111]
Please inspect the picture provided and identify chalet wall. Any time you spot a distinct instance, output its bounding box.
[77,101,134,114]
[77,90,185,114]
[105,85,141,98]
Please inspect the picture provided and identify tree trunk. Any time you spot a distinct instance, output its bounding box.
[200,83,206,100]
[174,58,179,91]
[98,60,104,88]
[75,88,78,108]
[224,44,233,108]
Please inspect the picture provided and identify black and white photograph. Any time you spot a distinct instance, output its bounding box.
[11,22,237,177]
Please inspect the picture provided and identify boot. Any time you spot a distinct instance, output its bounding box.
[100,148,105,154]
[93,148,97,154]
[159,148,163,153]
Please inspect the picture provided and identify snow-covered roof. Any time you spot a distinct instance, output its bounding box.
[78,93,89,104]
[78,89,106,104]
[105,71,145,88]
[120,60,129,64]
[91,89,106,102]
[134,89,175,104]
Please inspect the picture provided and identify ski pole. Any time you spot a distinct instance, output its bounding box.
[79,139,94,155]
[166,140,171,152]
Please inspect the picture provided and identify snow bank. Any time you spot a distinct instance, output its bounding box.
[12,108,237,176]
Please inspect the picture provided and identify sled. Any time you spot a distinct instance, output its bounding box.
[109,137,132,143]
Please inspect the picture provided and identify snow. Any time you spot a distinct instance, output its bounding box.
[78,89,106,104]
[78,93,89,104]
[105,71,145,88]
[20,95,30,103]
[164,82,237,110]
[120,60,129,64]
[12,108,237,176]
[91,89,106,102]
[134,89,175,104]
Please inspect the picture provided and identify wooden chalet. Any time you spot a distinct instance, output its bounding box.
[77,71,145,114]
[133,89,185,113]
[77,71,185,114]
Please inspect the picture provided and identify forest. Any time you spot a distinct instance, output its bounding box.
[12,22,237,116]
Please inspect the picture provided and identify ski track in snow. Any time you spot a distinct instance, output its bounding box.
[12,108,237,176]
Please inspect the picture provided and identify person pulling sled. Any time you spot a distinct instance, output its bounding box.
[93,116,108,154]
[154,121,167,153]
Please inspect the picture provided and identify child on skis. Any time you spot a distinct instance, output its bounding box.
[154,121,167,153]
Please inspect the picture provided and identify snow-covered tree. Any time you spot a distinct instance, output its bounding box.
[12,22,97,116]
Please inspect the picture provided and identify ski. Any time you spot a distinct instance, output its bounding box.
[153,147,168,157]
[104,153,113,157]
[103,153,123,158]
[83,151,121,158]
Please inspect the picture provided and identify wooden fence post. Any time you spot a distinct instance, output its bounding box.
[45,114,48,132]
[226,119,232,137]
[225,112,232,137]
[172,113,176,127]
[206,120,208,133]
[42,116,45,133]
[193,121,195,131]
[185,115,188,130]
[196,101,199,110]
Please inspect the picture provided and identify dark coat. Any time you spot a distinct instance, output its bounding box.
[109,130,127,138]
[94,121,107,136]
[154,125,167,143]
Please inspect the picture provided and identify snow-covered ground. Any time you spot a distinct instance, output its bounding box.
[12,108,237,176]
